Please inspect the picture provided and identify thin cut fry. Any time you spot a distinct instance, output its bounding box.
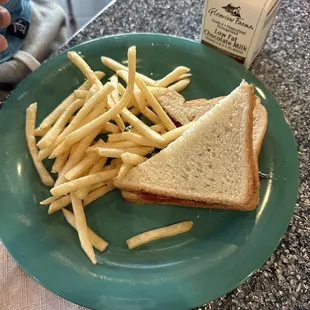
[34,127,49,137]
[37,99,84,149]
[51,168,119,196]
[110,75,120,103]
[85,83,98,101]
[108,132,162,148]
[129,107,140,116]
[168,78,190,93]
[74,90,88,98]
[75,157,108,199]
[107,95,125,131]
[120,108,165,144]
[110,158,123,166]
[116,163,133,179]
[65,152,99,180]
[101,56,155,86]
[156,66,190,87]
[55,125,104,185]
[70,192,96,264]
[60,47,136,152]
[65,140,104,180]
[38,71,104,129]
[177,73,192,81]
[126,221,194,249]
[50,83,114,158]
[90,182,105,192]
[40,196,58,205]
[83,184,115,207]
[25,103,54,186]
[117,71,160,124]
[48,195,71,214]
[62,208,108,251]
[100,122,120,134]
[38,93,107,161]
[161,122,193,144]
[97,146,153,158]
[68,51,102,88]
[121,153,148,165]
[150,123,166,133]
[87,141,139,152]
[51,149,70,173]
[134,74,176,130]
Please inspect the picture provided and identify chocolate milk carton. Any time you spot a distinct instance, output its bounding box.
[200,0,281,68]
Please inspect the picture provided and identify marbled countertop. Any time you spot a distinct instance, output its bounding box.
[4,0,310,309]
[62,0,310,309]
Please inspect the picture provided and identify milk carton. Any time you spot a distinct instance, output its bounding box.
[200,0,281,68]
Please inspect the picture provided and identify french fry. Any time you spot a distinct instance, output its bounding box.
[88,141,139,151]
[108,132,162,148]
[90,181,106,192]
[59,47,136,153]
[117,83,135,109]
[177,73,192,81]
[40,196,58,205]
[75,157,108,199]
[51,168,119,196]
[70,192,96,264]
[110,75,120,103]
[38,94,107,162]
[62,208,108,251]
[120,108,165,144]
[161,122,193,144]
[156,66,190,87]
[117,71,160,124]
[97,146,153,158]
[150,123,166,133]
[126,221,194,249]
[38,71,104,130]
[85,83,98,101]
[55,126,103,185]
[129,107,140,116]
[37,99,84,149]
[68,51,102,88]
[51,149,70,173]
[121,153,148,166]
[107,95,125,131]
[168,78,190,93]
[110,158,123,166]
[101,56,155,86]
[34,127,49,137]
[83,184,115,207]
[74,90,88,98]
[65,152,99,180]
[116,163,133,179]
[50,83,114,158]
[25,103,54,186]
[134,74,176,130]
[65,140,104,180]
[48,195,71,214]
[100,122,120,134]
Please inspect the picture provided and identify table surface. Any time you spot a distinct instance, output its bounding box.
[1,0,309,309]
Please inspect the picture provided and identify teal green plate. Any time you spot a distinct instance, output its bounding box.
[0,34,298,310]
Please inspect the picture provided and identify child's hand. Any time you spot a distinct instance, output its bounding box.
[0,0,11,52]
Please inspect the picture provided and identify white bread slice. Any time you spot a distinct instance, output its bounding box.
[115,81,258,211]
[150,88,267,159]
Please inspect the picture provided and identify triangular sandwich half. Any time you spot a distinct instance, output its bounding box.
[115,81,259,211]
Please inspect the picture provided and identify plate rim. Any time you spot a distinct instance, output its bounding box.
[0,33,299,310]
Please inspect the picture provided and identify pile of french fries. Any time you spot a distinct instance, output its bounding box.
[25,46,194,264]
